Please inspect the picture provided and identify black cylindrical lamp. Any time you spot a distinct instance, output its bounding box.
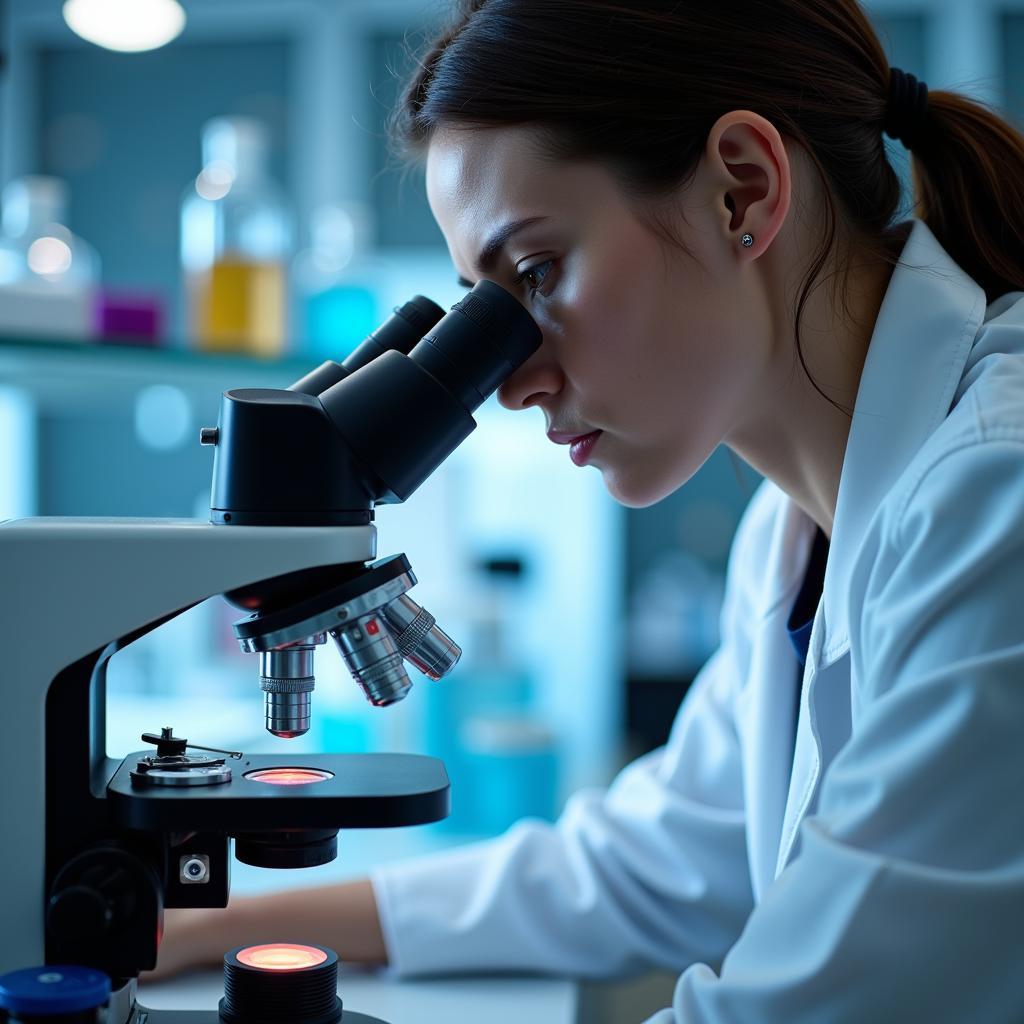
[219,944,342,1024]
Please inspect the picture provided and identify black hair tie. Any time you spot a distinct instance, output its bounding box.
[883,67,930,151]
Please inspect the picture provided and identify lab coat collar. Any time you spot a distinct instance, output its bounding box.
[815,218,986,668]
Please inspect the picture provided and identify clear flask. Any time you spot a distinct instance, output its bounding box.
[180,117,292,355]
[0,176,100,340]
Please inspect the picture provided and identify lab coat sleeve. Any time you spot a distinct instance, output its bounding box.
[368,485,775,979]
[651,436,1024,1023]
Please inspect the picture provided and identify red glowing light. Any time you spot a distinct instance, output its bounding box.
[365,618,380,635]
[245,767,333,786]
[236,944,327,971]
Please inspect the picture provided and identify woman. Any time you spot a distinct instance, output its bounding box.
[157,1,1024,1018]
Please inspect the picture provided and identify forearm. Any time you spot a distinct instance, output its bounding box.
[154,878,387,978]
[231,879,388,964]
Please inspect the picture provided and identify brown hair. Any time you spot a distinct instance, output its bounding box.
[390,0,1024,415]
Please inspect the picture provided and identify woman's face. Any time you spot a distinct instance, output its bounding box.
[426,124,774,507]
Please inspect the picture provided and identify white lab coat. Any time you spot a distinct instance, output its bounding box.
[370,218,1024,1022]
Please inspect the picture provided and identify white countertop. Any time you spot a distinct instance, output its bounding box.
[139,966,578,1024]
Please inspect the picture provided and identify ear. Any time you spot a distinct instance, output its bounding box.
[704,111,791,258]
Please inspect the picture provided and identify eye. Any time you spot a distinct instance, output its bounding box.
[515,259,555,296]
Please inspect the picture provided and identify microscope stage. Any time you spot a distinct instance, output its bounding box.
[108,752,450,831]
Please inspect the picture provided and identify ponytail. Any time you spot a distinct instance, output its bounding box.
[911,89,1024,302]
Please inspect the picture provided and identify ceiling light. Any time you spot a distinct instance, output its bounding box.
[62,0,186,54]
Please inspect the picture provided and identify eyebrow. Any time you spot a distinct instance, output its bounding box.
[456,215,549,287]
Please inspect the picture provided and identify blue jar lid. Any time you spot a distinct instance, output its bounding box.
[0,965,110,1015]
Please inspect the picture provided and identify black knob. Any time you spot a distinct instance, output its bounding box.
[141,727,188,757]
[48,885,113,939]
[47,846,161,976]
[200,427,219,445]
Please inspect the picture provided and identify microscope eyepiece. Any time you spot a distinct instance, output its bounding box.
[210,280,539,520]
[317,280,542,505]
[288,294,445,397]
[216,283,537,726]
[341,294,446,376]
[409,280,542,411]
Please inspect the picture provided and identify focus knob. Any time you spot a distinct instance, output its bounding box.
[47,845,160,976]
[47,884,114,939]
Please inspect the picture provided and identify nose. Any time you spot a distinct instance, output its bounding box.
[496,343,564,412]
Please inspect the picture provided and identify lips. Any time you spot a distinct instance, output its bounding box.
[547,429,597,445]
[548,428,602,467]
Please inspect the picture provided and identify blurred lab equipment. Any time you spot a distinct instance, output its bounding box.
[180,117,292,356]
[0,176,100,340]
[294,202,384,360]
[628,549,724,678]
[460,717,559,834]
[426,555,558,833]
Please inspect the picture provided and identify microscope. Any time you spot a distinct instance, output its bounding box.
[0,281,540,1024]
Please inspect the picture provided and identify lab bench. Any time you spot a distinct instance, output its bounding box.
[140,968,579,1024]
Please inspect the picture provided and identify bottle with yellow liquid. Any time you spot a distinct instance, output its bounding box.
[180,117,292,356]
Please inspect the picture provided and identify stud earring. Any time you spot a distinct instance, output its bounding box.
[741,233,754,248]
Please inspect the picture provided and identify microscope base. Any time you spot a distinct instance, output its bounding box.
[135,1010,389,1023]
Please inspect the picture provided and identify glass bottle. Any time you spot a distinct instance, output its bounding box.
[180,117,292,356]
[0,176,100,340]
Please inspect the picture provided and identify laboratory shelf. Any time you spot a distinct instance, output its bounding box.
[0,335,318,412]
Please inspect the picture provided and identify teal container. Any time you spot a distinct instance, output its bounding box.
[422,668,538,833]
[459,716,559,835]
[304,284,378,360]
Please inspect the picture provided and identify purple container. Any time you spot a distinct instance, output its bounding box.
[92,290,164,344]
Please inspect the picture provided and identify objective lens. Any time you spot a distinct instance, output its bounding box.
[260,642,318,738]
[381,594,462,679]
[330,612,412,706]
[245,768,333,786]
[221,944,341,1024]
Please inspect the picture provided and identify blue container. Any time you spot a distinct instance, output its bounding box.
[422,668,539,832]
[0,965,110,1022]
[460,716,559,835]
